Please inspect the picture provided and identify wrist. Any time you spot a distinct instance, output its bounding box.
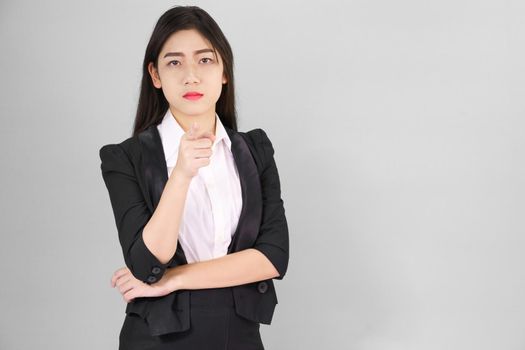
[167,265,186,292]
[169,168,192,185]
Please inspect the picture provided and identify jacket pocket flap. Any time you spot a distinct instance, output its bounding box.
[125,297,149,318]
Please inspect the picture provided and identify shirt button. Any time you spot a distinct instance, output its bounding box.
[151,266,162,275]
[146,275,157,283]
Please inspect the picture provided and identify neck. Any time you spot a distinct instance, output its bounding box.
[169,107,217,136]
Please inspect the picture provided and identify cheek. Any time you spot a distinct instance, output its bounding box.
[160,78,180,95]
[214,70,226,87]
[158,82,181,103]
[211,81,224,99]
[160,85,175,100]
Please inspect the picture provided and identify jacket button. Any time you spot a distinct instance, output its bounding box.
[146,275,157,283]
[151,266,161,274]
[257,281,268,293]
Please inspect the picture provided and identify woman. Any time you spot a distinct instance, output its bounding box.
[99,5,289,350]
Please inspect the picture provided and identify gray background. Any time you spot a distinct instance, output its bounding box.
[1,0,524,349]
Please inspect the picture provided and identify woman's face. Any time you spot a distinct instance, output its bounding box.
[148,29,227,119]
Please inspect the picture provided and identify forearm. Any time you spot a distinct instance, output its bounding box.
[167,248,280,290]
[142,169,191,264]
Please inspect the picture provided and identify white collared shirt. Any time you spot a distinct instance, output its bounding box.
[156,109,243,263]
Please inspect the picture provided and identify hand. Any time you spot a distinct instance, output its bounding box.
[110,266,172,303]
[173,121,216,180]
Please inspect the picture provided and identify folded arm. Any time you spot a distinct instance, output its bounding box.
[166,248,279,291]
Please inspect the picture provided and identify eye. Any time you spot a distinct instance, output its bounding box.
[168,60,180,66]
[200,57,214,64]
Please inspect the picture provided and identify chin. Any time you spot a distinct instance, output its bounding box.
[176,106,214,117]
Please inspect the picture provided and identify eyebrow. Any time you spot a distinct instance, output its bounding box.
[163,48,215,58]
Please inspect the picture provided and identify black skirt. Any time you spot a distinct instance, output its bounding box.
[119,287,265,350]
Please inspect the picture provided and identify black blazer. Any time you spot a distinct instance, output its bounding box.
[99,124,289,337]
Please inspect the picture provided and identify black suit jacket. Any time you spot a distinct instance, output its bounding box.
[99,124,289,337]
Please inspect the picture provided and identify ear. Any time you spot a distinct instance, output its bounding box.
[222,72,227,85]
[148,62,162,89]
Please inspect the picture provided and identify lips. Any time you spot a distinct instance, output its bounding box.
[183,91,203,98]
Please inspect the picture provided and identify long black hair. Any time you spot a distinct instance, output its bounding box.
[132,6,237,137]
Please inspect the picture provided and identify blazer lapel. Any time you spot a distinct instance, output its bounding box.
[225,126,263,253]
[136,125,167,212]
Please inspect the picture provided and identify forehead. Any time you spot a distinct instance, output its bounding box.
[161,29,213,52]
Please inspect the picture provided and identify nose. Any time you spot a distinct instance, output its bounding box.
[183,63,200,85]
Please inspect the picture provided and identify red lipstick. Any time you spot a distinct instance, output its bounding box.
[183,91,204,100]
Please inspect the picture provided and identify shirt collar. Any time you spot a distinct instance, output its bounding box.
[157,109,232,163]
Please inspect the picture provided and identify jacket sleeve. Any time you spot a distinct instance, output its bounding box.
[251,129,289,280]
[99,144,173,285]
